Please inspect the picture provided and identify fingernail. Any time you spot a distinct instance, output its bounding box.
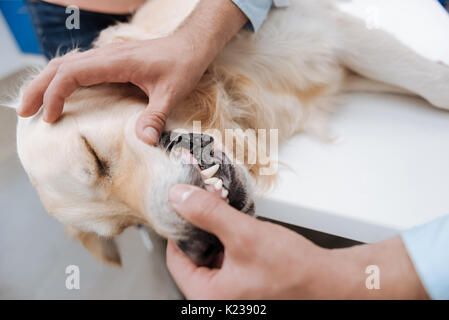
[143,127,159,143]
[169,184,194,205]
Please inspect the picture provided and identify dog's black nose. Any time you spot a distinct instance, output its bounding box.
[176,228,224,267]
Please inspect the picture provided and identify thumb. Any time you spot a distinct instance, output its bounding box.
[136,89,171,145]
[169,184,256,247]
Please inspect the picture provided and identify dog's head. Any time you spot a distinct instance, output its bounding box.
[15,83,255,267]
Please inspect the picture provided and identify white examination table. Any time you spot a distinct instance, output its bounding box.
[257,0,449,243]
[257,93,449,243]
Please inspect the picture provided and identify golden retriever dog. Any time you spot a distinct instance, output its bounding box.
[10,0,449,266]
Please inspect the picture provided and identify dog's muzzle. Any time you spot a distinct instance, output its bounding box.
[158,131,254,267]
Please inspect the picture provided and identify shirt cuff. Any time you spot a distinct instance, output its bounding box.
[401,215,449,299]
[231,0,273,31]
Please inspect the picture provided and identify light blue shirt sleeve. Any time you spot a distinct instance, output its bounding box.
[401,215,449,299]
[231,0,273,31]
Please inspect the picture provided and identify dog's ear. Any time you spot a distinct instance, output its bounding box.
[65,226,121,266]
[1,84,23,111]
[0,67,42,111]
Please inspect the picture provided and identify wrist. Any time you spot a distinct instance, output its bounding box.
[171,27,215,71]
[295,246,354,299]
[173,0,248,67]
[287,244,345,299]
[330,237,428,299]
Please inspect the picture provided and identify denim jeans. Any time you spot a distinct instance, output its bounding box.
[24,0,131,59]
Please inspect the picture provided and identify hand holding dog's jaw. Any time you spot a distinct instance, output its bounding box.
[166,185,429,300]
[166,184,326,299]
[16,36,205,146]
[17,0,248,146]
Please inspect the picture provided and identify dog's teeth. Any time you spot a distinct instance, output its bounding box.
[214,179,223,190]
[201,164,219,178]
[221,188,229,199]
[204,177,219,185]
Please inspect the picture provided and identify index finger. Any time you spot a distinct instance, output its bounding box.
[18,50,92,117]
[42,56,128,122]
[19,57,66,117]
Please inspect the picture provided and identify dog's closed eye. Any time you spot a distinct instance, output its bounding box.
[81,136,110,177]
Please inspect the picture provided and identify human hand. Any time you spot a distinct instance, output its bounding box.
[166,184,330,299]
[17,35,209,145]
[166,185,429,300]
[17,0,247,145]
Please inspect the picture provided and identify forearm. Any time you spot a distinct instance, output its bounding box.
[42,0,146,14]
[327,236,428,299]
[174,0,248,66]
